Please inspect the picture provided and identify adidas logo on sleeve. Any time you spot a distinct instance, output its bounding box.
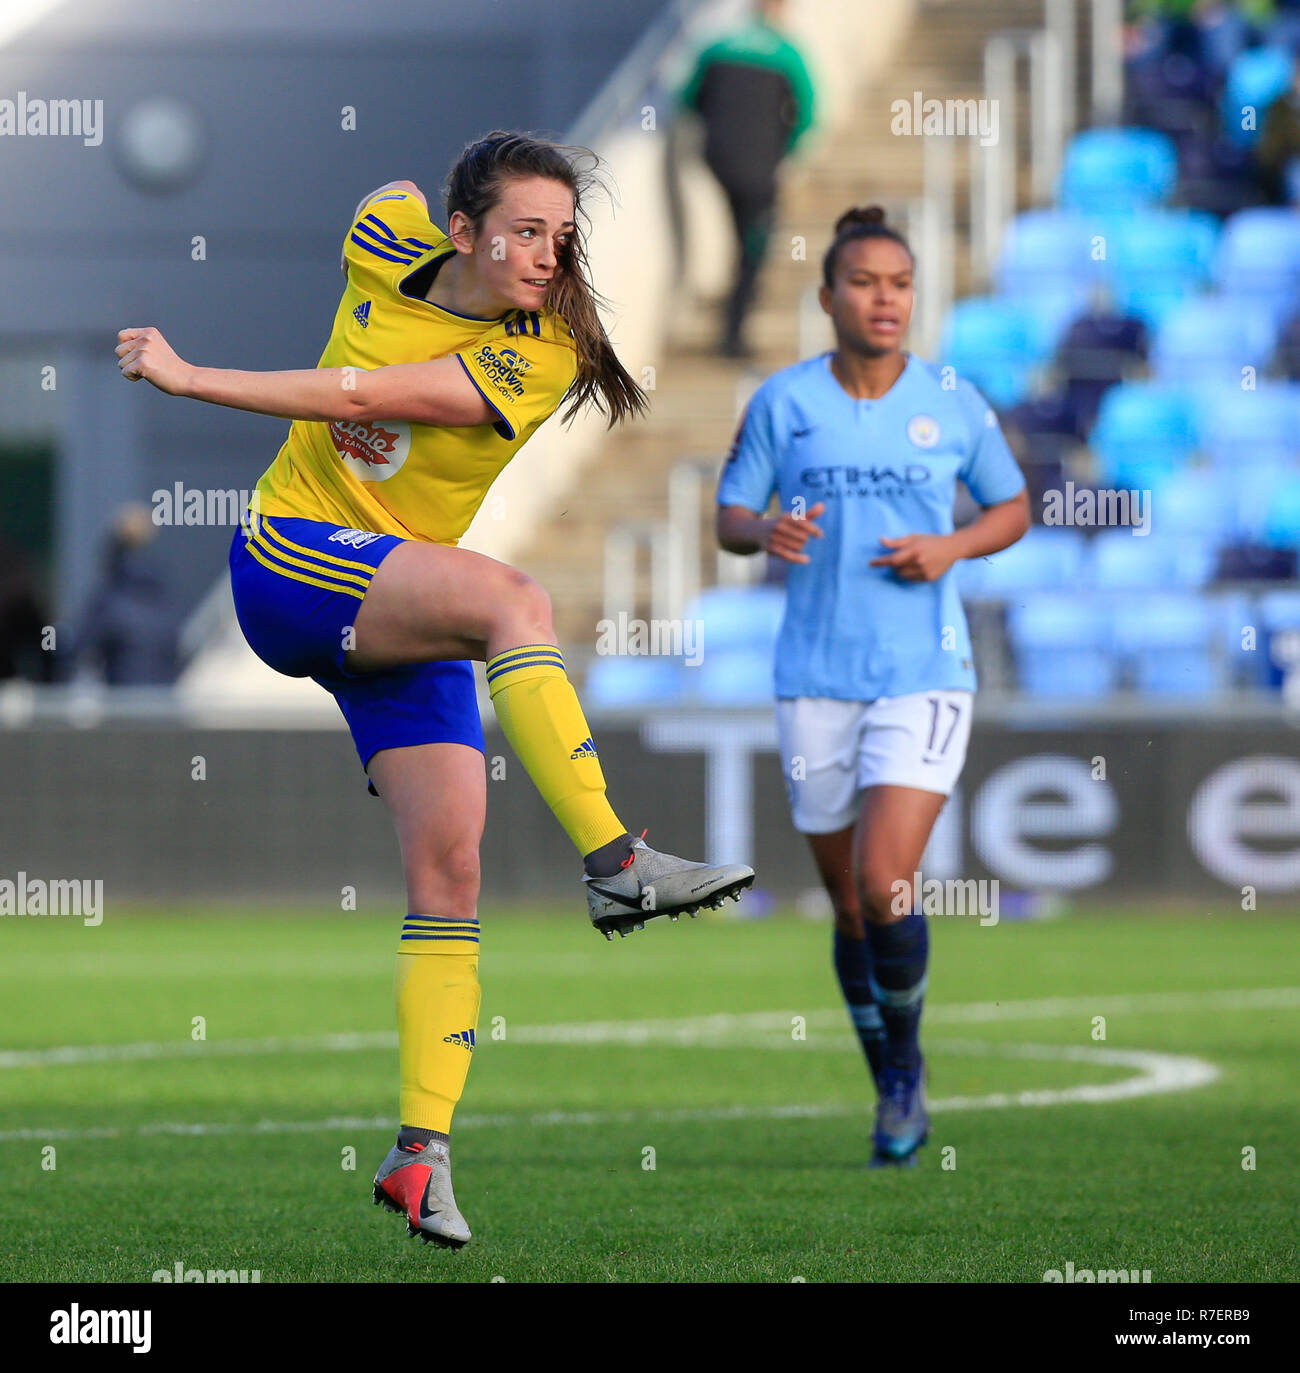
[352,300,371,328]
[570,737,599,759]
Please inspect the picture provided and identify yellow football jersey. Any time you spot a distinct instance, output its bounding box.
[254,188,578,545]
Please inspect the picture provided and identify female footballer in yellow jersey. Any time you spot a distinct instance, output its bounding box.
[115,131,753,1249]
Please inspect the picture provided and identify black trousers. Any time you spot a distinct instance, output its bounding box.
[711,169,779,350]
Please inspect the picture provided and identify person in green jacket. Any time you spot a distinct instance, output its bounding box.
[679,0,816,357]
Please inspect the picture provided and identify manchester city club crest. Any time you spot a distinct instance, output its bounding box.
[907,414,940,448]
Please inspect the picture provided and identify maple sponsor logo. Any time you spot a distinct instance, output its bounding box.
[328,418,410,482]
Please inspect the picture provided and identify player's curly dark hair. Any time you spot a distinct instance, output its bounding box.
[443,130,648,429]
[821,205,915,288]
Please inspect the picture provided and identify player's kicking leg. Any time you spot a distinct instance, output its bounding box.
[350,540,754,937]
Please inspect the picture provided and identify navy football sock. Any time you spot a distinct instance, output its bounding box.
[833,930,886,1088]
[865,908,929,1072]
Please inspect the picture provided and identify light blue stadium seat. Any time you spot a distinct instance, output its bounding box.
[1058,128,1178,211]
[994,210,1099,296]
[1089,383,1197,487]
[1265,478,1300,549]
[959,527,1086,599]
[682,585,785,654]
[1087,529,1216,590]
[1235,464,1300,544]
[1006,593,1118,697]
[1261,589,1300,630]
[1195,382,1300,468]
[939,297,1049,408]
[1213,207,1300,306]
[1108,210,1220,325]
[1112,594,1222,696]
[1151,297,1277,385]
[584,655,684,708]
[1221,45,1295,146]
[1147,468,1235,540]
[693,649,774,706]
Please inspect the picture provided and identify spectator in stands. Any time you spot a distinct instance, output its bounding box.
[679,0,816,358]
[72,503,179,685]
[1255,52,1300,201]
[0,532,53,681]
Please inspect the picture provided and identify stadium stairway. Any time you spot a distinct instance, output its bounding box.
[511,0,1076,659]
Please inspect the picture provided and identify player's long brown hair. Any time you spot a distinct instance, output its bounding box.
[443,130,648,428]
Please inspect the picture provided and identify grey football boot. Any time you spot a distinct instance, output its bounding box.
[372,1138,471,1249]
[583,833,755,940]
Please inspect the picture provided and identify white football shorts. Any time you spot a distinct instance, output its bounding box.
[775,690,973,833]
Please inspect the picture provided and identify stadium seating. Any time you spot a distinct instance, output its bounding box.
[1150,295,1278,385]
[1087,528,1216,591]
[1221,45,1295,145]
[1265,478,1300,550]
[683,584,785,652]
[1112,594,1222,697]
[957,526,1085,599]
[1106,209,1220,325]
[994,210,1099,297]
[693,649,775,705]
[1194,382,1300,468]
[1005,593,1117,697]
[1212,207,1300,309]
[1146,468,1234,541]
[585,655,684,707]
[1057,127,1178,210]
[1088,382,1197,488]
[939,297,1056,408]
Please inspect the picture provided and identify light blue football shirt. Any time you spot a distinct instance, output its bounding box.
[716,351,1025,700]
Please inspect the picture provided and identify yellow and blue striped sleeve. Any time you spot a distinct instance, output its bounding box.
[342,190,441,273]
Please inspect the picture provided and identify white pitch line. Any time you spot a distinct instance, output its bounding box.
[2,987,1296,1070]
[0,1041,1218,1144]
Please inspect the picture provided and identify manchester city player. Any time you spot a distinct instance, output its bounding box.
[115,131,753,1249]
[716,206,1029,1167]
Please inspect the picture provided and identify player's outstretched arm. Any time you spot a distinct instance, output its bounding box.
[717,502,825,564]
[114,327,494,428]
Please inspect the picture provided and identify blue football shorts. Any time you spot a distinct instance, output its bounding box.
[228,513,484,790]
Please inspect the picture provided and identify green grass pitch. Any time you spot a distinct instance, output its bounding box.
[1,902,1297,1283]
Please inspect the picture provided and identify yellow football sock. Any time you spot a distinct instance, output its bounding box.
[485,645,627,856]
[395,915,481,1133]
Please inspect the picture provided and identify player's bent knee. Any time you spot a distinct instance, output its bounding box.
[500,569,553,637]
[857,878,909,925]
